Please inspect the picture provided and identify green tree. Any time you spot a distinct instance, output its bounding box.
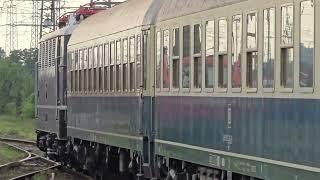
[0,48,5,60]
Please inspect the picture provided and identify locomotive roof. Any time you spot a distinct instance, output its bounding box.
[39,23,78,43]
[69,0,155,46]
[155,0,246,22]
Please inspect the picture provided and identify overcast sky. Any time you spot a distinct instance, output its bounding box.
[0,0,89,53]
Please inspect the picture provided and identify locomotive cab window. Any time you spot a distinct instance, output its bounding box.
[218,19,228,89]
[246,12,258,90]
[280,5,294,89]
[193,24,202,89]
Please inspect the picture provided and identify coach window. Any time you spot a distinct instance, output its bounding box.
[156,32,161,89]
[172,28,180,89]
[300,0,314,88]
[116,40,121,92]
[163,30,170,89]
[84,49,88,92]
[110,42,115,92]
[205,21,214,89]
[93,46,98,92]
[263,8,275,89]
[129,37,135,91]
[136,36,142,90]
[280,5,294,89]
[88,47,93,92]
[98,45,103,92]
[218,19,228,89]
[79,50,83,92]
[48,41,52,67]
[193,24,202,89]
[182,25,191,89]
[246,12,258,89]
[104,43,109,92]
[123,39,128,92]
[232,15,242,89]
[70,51,74,92]
[75,50,79,92]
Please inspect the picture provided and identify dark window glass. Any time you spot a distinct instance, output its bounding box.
[194,24,201,54]
[205,21,214,88]
[116,65,120,91]
[104,67,108,92]
[218,55,228,88]
[88,69,92,91]
[110,66,114,91]
[182,26,190,88]
[263,8,275,88]
[156,32,161,89]
[99,67,103,91]
[281,48,294,88]
[193,57,201,88]
[232,15,242,88]
[163,30,170,88]
[300,1,314,88]
[247,52,258,88]
[84,69,87,91]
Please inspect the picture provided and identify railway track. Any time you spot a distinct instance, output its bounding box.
[0,137,92,180]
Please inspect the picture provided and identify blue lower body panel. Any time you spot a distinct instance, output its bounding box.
[155,96,320,168]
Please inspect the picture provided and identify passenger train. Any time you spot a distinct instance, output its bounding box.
[35,0,320,179]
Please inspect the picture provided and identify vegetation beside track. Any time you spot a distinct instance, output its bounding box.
[0,143,27,165]
[0,115,35,140]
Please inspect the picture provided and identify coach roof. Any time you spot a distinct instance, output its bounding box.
[155,0,246,22]
[69,0,155,46]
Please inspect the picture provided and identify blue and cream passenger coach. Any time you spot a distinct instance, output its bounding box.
[35,0,320,179]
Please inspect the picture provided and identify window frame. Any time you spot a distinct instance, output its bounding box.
[297,0,314,93]
[262,7,276,93]
[110,41,115,92]
[192,23,202,92]
[204,19,215,93]
[181,25,192,92]
[217,17,228,92]
[122,38,129,92]
[245,10,258,93]
[156,31,162,92]
[129,36,136,92]
[279,3,294,93]
[171,26,181,91]
[162,29,170,91]
[231,14,243,92]
[103,42,109,93]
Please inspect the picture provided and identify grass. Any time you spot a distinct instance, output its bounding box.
[0,115,35,141]
[0,143,27,165]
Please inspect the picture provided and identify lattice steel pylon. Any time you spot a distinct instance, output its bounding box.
[30,0,40,48]
[5,0,18,53]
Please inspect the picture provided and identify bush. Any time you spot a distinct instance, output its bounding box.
[21,94,34,119]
